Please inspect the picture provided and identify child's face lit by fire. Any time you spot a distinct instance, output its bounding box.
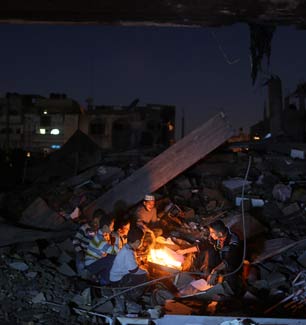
[119,223,130,236]
[102,220,115,241]
[144,200,155,212]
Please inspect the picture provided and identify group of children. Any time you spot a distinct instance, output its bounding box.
[72,205,148,312]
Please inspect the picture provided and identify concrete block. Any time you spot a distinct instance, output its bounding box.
[57,263,76,277]
[282,202,300,217]
[297,250,306,267]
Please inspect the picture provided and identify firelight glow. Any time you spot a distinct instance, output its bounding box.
[148,248,183,269]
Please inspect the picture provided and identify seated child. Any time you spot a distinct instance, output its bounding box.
[72,209,103,275]
[110,227,148,313]
[112,217,131,250]
[85,213,118,284]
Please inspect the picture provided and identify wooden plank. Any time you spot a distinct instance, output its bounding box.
[84,112,234,216]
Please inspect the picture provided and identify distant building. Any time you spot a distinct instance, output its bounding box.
[79,104,175,150]
[0,93,80,154]
[0,92,175,153]
[250,76,306,142]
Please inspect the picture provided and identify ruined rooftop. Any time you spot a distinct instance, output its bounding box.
[1,1,306,28]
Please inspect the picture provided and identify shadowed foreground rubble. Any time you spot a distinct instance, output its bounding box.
[0,136,306,324]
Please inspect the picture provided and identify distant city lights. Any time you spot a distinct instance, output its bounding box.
[50,129,60,135]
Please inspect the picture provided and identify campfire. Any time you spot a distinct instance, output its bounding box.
[147,246,184,270]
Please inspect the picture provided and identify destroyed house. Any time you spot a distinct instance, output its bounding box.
[79,104,175,150]
[0,93,176,153]
[250,77,306,142]
[0,92,81,153]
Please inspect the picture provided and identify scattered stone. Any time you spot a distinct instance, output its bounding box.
[9,261,29,272]
[272,183,292,202]
[32,292,46,304]
[57,263,76,277]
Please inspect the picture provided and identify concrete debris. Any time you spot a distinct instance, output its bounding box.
[272,183,292,202]
[57,263,76,277]
[222,178,252,201]
[297,250,306,267]
[9,261,29,272]
[0,122,306,323]
[32,292,46,304]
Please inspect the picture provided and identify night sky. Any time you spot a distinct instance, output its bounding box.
[0,23,306,137]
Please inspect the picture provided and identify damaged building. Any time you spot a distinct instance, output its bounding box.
[0,92,175,153]
[79,103,175,151]
[250,76,306,142]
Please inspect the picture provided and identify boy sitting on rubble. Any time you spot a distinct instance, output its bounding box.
[112,217,131,250]
[110,226,148,314]
[85,213,118,285]
[72,209,104,275]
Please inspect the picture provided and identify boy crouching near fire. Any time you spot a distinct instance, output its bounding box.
[110,226,148,314]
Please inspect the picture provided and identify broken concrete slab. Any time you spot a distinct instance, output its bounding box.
[62,165,124,190]
[281,202,301,217]
[84,113,234,216]
[0,224,74,247]
[252,237,306,264]
[32,292,46,304]
[19,197,74,231]
[297,250,306,267]
[223,212,266,240]
[222,178,252,201]
[57,263,76,277]
[9,261,29,272]
[43,244,61,259]
[272,183,292,202]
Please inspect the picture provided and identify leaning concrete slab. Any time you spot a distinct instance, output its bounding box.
[84,112,234,216]
[19,197,73,231]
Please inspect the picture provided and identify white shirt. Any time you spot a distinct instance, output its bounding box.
[110,244,145,282]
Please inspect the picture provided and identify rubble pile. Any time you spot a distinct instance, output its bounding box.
[0,241,85,324]
[0,139,306,323]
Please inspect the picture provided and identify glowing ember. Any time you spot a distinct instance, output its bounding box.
[148,247,184,270]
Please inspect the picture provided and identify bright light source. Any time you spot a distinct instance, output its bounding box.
[51,144,61,149]
[50,129,60,135]
[167,122,174,131]
[26,152,31,158]
[264,133,272,139]
[43,110,48,115]
[253,136,261,141]
[39,128,46,134]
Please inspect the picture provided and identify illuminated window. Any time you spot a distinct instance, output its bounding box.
[50,129,60,135]
[39,128,46,134]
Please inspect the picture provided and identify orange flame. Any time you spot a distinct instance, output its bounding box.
[148,247,184,270]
